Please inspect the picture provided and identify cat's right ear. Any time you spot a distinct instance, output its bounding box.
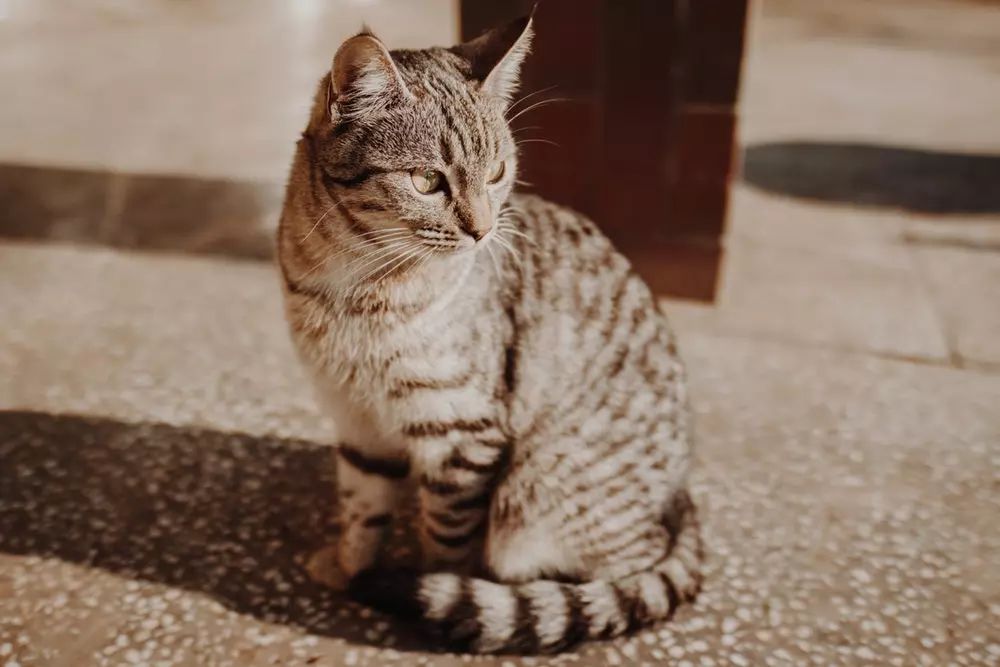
[326,31,412,124]
[452,13,534,103]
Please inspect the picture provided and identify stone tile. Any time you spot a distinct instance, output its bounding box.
[0,242,322,440]
[674,233,951,361]
[910,244,1000,367]
[2,241,999,666]
[742,0,1000,153]
[903,217,1000,254]
[726,184,906,257]
[0,0,458,180]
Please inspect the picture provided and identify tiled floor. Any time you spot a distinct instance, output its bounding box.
[1,1,999,666]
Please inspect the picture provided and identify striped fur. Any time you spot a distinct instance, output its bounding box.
[277,16,702,653]
[350,492,702,653]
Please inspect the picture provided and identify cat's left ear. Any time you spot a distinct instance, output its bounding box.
[327,29,412,123]
[452,14,534,103]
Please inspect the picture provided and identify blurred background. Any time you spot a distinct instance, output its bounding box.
[1,1,998,665]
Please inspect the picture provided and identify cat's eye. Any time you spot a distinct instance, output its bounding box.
[411,168,443,194]
[487,160,506,184]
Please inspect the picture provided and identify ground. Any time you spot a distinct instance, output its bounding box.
[1,0,999,665]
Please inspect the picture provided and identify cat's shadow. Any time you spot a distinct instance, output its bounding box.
[0,409,428,651]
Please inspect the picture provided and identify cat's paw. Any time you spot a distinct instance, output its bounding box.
[304,544,351,591]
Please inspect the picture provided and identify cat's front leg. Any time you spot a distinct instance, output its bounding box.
[307,380,409,584]
[410,427,509,571]
[335,442,409,578]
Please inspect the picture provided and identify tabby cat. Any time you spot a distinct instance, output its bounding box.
[276,15,703,654]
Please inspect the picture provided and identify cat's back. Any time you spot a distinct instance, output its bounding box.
[505,192,667,333]
[502,193,687,440]
[507,193,614,272]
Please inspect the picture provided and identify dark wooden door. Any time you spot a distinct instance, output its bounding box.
[461,0,749,300]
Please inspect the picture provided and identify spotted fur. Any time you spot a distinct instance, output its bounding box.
[277,15,702,654]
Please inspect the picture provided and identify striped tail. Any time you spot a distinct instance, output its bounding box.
[348,504,703,654]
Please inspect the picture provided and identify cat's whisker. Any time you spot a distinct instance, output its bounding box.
[403,246,436,283]
[353,240,422,285]
[511,125,543,135]
[493,234,523,272]
[498,208,528,220]
[299,202,340,243]
[347,242,412,273]
[321,231,415,266]
[349,231,416,252]
[485,241,502,282]
[517,138,561,148]
[500,204,529,215]
[341,245,417,285]
[497,222,536,246]
[324,233,412,270]
[506,85,558,116]
[495,226,520,249]
[382,246,435,292]
[350,231,415,248]
[514,179,534,188]
[344,239,417,277]
[298,252,334,281]
[298,225,413,278]
[506,97,572,124]
[349,253,411,295]
[300,236,375,281]
[497,214,529,229]
[300,229,394,280]
[350,228,413,240]
[367,242,427,286]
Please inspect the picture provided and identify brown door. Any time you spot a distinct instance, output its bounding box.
[461,0,749,301]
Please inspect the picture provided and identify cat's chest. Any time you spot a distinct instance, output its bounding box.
[300,297,492,391]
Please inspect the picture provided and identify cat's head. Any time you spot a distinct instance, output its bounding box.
[302,16,533,263]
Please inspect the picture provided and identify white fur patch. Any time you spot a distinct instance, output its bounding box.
[420,573,462,620]
[662,558,694,594]
[471,580,517,652]
[521,581,569,648]
[636,572,670,618]
[487,521,583,582]
[580,581,626,637]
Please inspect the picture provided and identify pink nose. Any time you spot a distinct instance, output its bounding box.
[459,196,492,241]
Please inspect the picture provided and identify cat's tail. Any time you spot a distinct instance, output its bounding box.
[348,500,703,654]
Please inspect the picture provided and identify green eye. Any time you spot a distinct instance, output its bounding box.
[487,160,506,184]
[411,168,443,194]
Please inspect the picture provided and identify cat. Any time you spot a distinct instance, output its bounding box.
[276,14,703,654]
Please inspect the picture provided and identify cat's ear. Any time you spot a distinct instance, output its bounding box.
[327,30,412,122]
[453,14,534,103]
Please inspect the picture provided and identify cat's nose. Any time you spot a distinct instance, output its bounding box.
[459,196,493,242]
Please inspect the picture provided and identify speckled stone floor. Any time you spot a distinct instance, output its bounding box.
[2,244,998,667]
[2,1,1000,666]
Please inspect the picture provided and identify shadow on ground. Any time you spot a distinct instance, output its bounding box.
[0,163,281,260]
[0,410,429,650]
[743,141,1000,214]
